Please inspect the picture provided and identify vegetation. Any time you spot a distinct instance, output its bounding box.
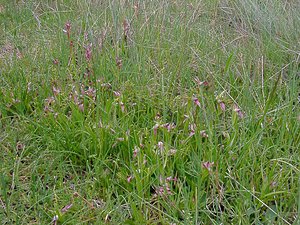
[0,0,299,224]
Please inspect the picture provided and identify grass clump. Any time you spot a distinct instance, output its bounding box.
[0,0,299,224]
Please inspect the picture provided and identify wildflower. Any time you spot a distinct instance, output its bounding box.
[112,138,125,148]
[194,77,209,87]
[116,56,122,69]
[78,103,84,112]
[193,96,201,107]
[233,104,244,118]
[183,114,189,123]
[80,84,85,95]
[64,21,71,39]
[219,101,226,111]
[51,215,58,225]
[92,199,105,208]
[27,82,32,92]
[166,176,178,182]
[127,175,133,183]
[45,96,55,106]
[270,181,277,188]
[123,19,131,43]
[85,86,96,99]
[200,130,208,138]
[65,22,71,32]
[202,161,214,171]
[162,123,176,132]
[166,176,173,182]
[73,92,80,105]
[155,184,172,196]
[113,91,121,97]
[159,175,164,183]
[16,142,25,150]
[98,28,107,51]
[155,112,161,120]
[157,141,164,152]
[12,98,20,104]
[53,59,59,65]
[43,106,50,113]
[189,123,196,137]
[120,101,125,112]
[85,43,92,61]
[84,32,88,41]
[156,186,164,196]
[61,203,73,213]
[168,148,177,155]
[153,124,159,135]
[143,155,147,164]
[100,83,112,90]
[133,146,139,158]
[52,86,60,96]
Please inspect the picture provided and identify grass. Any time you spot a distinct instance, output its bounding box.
[0,0,299,224]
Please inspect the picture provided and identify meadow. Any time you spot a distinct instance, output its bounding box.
[0,0,299,224]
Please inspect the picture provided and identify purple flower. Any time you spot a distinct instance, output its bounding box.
[133,146,139,158]
[85,86,96,99]
[168,148,177,155]
[65,22,71,32]
[162,123,176,132]
[189,123,196,137]
[16,142,25,150]
[202,161,214,171]
[200,130,208,138]
[194,77,209,86]
[155,184,172,196]
[120,102,125,112]
[219,102,226,111]
[64,21,71,39]
[51,215,58,225]
[193,97,201,107]
[45,96,55,106]
[234,104,245,118]
[153,124,159,136]
[52,86,60,96]
[116,56,122,69]
[85,43,92,61]
[127,175,133,183]
[61,203,73,213]
[78,103,84,112]
[157,141,164,152]
[113,91,121,97]
[53,59,59,65]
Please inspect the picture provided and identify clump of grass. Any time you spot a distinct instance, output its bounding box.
[0,0,299,224]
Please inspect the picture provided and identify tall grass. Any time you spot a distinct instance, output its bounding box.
[0,0,299,224]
